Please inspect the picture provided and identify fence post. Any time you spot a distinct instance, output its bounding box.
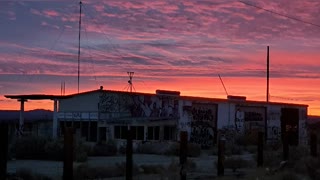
[63,127,73,180]
[180,131,188,180]
[0,123,8,180]
[257,131,264,167]
[310,133,317,157]
[283,132,289,161]
[126,127,133,180]
[217,136,225,176]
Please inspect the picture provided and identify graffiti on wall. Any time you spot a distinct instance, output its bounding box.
[98,92,179,119]
[235,106,265,134]
[267,126,281,140]
[189,103,217,148]
[266,110,281,141]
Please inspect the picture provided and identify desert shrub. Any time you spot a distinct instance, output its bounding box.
[187,143,202,157]
[44,139,63,161]
[12,136,88,162]
[224,157,250,172]
[235,133,259,146]
[164,142,202,157]
[140,164,165,174]
[74,162,140,180]
[211,147,218,155]
[13,136,47,160]
[245,145,257,154]
[91,141,117,156]
[263,150,282,167]
[279,171,302,180]
[265,141,282,151]
[14,168,52,180]
[136,143,160,154]
[225,143,244,156]
[74,164,124,179]
[288,146,309,162]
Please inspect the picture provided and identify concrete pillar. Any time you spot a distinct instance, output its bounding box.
[160,125,164,141]
[18,99,26,136]
[144,126,148,141]
[97,123,100,142]
[52,99,58,138]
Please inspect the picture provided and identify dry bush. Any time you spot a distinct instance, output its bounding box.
[74,162,140,180]
[137,142,202,157]
[263,150,282,167]
[224,157,250,172]
[140,164,166,174]
[245,145,257,154]
[90,140,117,156]
[225,143,244,156]
[10,168,52,180]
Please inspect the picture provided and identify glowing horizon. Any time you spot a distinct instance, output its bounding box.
[0,1,319,115]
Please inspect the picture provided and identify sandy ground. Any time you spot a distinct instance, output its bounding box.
[7,153,255,179]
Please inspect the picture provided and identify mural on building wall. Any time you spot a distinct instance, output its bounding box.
[267,110,281,141]
[299,120,308,145]
[235,106,266,134]
[189,103,217,148]
[98,92,179,119]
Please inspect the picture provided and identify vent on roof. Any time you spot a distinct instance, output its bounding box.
[227,95,246,101]
[156,90,180,96]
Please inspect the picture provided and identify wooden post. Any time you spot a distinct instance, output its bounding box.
[180,131,188,180]
[310,133,317,157]
[217,137,225,176]
[0,124,8,180]
[126,127,133,180]
[257,132,264,167]
[283,132,289,161]
[63,127,73,180]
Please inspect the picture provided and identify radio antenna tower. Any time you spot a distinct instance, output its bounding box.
[77,1,82,93]
[127,72,135,92]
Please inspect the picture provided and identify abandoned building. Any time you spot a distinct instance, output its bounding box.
[5,88,308,148]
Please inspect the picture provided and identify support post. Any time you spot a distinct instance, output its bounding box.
[257,132,264,167]
[267,46,269,103]
[126,127,133,180]
[63,127,73,180]
[18,99,26,136]
[0,124,8,180]
[180,131,188,180]
[217,137,225,176]
[53,99,58,138]
[310,133,317,157]
[283,132,289,161]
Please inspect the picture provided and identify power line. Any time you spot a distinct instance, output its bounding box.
[239,0,320,28]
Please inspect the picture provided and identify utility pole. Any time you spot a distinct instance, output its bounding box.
[267,46,269,103]
[77,1,82,93]
[127,72,134,93]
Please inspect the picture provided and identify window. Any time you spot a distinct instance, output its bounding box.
[164,126,175,140]
[114,126,127,139]
[147,126,160,140]
[114,126,144,140]
[131,126,144,140]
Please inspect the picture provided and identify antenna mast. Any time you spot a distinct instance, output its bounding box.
[267,46,270,103]
[127,72,135,92]
[218,74,228,96]
[77,1,82,93]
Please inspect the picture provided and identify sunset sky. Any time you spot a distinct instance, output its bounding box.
[0,0,320,115]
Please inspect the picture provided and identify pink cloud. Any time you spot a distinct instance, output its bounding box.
[43,9,60,17]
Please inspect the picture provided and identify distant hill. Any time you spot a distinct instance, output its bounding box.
[0,109,52,123]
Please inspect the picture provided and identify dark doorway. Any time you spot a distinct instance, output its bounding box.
[281,108,299,146]
[99,127,106,142]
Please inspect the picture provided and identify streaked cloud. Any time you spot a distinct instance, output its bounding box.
[0,0,320,115]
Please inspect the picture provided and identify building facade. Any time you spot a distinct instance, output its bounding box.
[57,88,308,147]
